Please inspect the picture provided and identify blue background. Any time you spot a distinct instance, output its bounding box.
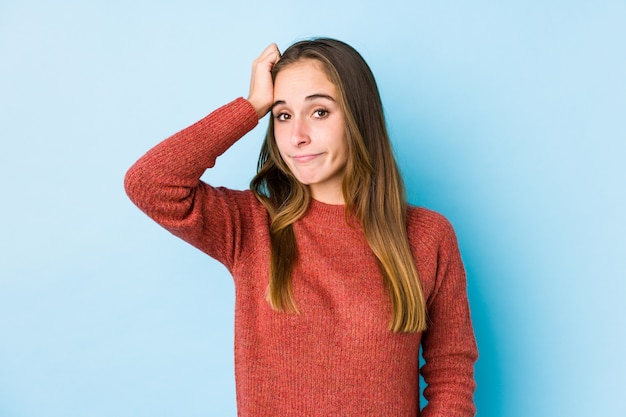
[1,1,624,416]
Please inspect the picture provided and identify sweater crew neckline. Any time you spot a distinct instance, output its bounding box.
[304,198,358,229]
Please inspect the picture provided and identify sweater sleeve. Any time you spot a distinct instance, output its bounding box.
[124,98,260,269]
[420,219,478,417]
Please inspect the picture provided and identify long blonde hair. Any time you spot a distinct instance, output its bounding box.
[250,38,427,332]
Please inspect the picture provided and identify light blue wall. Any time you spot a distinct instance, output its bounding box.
[1,1,624,416]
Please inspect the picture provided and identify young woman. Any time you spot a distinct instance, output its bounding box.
[125,38,478,416]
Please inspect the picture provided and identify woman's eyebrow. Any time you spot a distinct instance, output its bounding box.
[305,93,335,102]
[271,94,335,111]
[271,100,286,109]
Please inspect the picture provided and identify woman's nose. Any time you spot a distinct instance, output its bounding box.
[290,119,310,146]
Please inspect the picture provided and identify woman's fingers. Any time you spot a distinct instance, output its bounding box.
[248,43,281,119]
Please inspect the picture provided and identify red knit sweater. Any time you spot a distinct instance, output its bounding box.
[125,98,478,416]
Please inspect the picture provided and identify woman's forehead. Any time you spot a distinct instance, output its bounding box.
[273,60,337,103]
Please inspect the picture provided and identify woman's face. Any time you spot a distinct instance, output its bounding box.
[272,59,348,205]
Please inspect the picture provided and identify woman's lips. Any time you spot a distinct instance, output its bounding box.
[292,153,322,163]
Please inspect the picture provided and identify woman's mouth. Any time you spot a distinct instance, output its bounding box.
[292,153,322,163]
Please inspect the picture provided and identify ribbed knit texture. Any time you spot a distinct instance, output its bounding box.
[125,98,478,416]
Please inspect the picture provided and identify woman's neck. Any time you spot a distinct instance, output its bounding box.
[310,184,345,205]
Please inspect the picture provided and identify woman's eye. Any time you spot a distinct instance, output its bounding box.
[313,109,329,118]
[274,112,290,121]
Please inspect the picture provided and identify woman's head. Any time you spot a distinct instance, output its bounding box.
[261,38,394,207]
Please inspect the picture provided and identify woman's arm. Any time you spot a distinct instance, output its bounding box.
[124,44,281,267]
[124,98,259,266]
[420,219,478,417]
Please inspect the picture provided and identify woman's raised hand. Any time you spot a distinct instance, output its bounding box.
[247,43,281,119]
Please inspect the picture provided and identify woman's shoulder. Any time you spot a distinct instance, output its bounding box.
[218,186,261,204]
[407,205,453,229]
[406,205,457,247]
[213,187,267,214]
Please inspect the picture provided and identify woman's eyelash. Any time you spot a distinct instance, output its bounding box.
[313,108,329,117]
[274,112,290,121]
[273,108,330,121]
